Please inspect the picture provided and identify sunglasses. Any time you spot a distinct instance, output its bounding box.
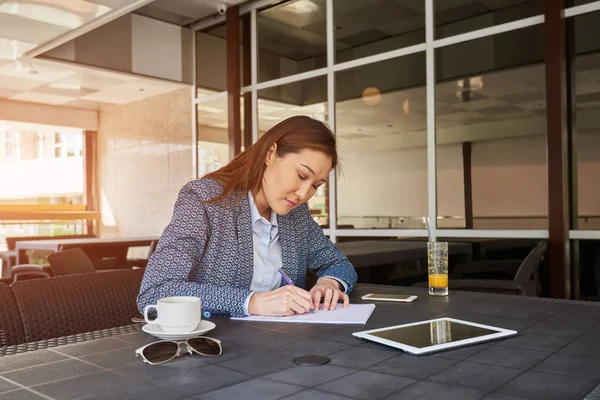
[135,336,222,365]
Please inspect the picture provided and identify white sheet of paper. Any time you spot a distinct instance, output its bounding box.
[232,303,376,324]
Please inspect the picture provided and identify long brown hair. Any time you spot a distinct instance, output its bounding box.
[204,115,337,204]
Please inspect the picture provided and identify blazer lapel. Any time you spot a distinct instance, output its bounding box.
[236,195,254,288]
[279,214,299,284]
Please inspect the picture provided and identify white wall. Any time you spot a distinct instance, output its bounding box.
[337,143,464,228]
[98,88,192,239]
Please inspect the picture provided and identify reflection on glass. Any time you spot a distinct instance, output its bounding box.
[430,320,452,345]
[258,0,326,82]
[196,26,227,92]
[201,17,249,91]
[335,53,427,230]
[334,0,424,63]
[435,26,546,230]
[257,77,329,226]
[370,319,496,349]
[434,0,542,39]
[198,141,228,178]
[574,12,600,230]
[196,95,231,177]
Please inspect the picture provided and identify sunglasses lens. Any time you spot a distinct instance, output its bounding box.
[188,338,221,356]
[142,341,179,364]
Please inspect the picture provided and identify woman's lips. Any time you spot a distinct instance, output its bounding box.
[286,199,296,207]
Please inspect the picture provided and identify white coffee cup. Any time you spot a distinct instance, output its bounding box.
[143,296,201,333]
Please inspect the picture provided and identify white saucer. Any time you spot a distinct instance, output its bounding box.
[142,320,216,340]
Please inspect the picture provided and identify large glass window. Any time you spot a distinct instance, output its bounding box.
[573,10,600,230]
[258,0,327,82]
[334,0,424,64]
[335,52,427,230]
[434,0,542,39]
[196,94,230,177]
[435,26,546,230]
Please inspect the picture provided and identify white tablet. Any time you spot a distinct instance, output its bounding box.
[352,317,517,355]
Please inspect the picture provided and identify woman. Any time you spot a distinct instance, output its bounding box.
[137,116,357,318]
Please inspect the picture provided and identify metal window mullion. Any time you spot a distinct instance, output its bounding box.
[426,0,437,241]
[251,8,258,143]
[326,0,336,243]
[192,30,198,179]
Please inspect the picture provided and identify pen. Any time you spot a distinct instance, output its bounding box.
[278,267,314,313]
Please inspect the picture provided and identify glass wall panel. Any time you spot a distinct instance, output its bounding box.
[196,26,227,92]
[573,10,600,230]
[196,95,230,177]
[335,52,427,230]
[257,77,329,226]
[258,0,327,82]
[435,25,546,230]
[333,0,424,64]
[434,0,542,39]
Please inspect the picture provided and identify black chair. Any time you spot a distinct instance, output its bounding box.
[11,269,144,343]
[413,241,547,296]
[47,248,97,276]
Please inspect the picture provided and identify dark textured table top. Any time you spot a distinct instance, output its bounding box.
[1,284,600,400]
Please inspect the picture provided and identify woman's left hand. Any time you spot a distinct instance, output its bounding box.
[309,278,350,311]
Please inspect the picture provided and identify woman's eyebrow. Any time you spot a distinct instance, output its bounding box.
[300,164,316,175]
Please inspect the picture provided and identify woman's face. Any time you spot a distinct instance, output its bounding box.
[260,146,332,216]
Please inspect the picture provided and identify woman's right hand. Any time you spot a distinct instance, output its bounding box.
[248,285,313,316]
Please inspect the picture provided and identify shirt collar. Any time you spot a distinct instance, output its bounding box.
[248,191,278,226]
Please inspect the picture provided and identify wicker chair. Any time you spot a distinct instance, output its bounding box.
[11,269,144,343]
[0,283,26,347]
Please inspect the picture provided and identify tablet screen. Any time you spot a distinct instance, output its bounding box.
[368,320,498,348]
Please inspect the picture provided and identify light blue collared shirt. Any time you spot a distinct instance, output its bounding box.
[243,192,348,315]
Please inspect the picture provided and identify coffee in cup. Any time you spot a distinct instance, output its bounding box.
[143,296,201,333]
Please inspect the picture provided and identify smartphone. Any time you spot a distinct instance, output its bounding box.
[361,293,418,302]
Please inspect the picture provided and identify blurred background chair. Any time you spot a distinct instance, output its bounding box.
[6,248,117,284]
[0,234,96,282]
[412,240,547,296]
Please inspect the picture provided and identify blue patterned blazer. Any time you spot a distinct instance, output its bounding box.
[137,178,358,318]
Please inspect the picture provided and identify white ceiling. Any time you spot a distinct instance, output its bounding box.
[0,56,189,110]
[0,0,195,111]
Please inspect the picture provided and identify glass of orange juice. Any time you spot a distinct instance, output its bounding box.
[428,241,448,296]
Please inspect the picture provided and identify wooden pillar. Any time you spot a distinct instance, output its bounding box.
[544,0,571,298]
[83,131,97,236]
[226,5,242,159]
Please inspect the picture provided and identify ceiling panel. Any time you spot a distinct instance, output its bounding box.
[10,91,74,105]
[80,80,184,104]
[0,74,46,91]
